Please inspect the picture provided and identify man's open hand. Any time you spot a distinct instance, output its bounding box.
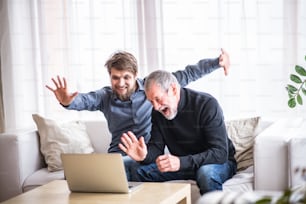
[119,131,147,161]
[45,75,78,106]
[219,48,230,76]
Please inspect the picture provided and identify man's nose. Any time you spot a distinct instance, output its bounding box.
[118,78,125,86]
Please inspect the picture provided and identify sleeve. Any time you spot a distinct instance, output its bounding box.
[179,97,229,171]
[172,57,220,87]
[64,88,105,111]
[141,112,166,164]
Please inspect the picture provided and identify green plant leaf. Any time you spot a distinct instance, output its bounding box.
[286,87,296,95]
[302,88,306,96]
[255,197,272,204]
[297,94,303,105]
[276,189,292,204]
[290,74,302,83]
[295,65,306,76]
[288,98,296,108]
[286,56,306,109]
[287,84,298,92]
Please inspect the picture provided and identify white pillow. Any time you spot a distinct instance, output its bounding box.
[225,117,261,171]
[32,114,94,172]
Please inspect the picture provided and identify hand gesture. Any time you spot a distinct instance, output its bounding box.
[156,154,180,172]
[45,76,78,106]
[119,131,147,161]
[219,48,230,76]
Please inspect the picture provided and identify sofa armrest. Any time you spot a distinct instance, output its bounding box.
[288,137,306,188]
[0,130,45,201]
[254,117,306,191]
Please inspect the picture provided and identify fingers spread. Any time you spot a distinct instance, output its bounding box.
[51,78,59,89]
[118,143,127,153]
[57,75,63,88]
[127,131,139,143]
[63,77,67,88]
[120,133,133,148]
[45,85,55,92]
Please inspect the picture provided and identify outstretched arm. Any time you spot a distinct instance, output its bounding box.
[45,75,78,106]
[173,48,230,87]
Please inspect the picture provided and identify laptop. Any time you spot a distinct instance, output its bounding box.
[61,153,142,193]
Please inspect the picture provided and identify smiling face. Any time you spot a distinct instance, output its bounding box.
[145,82,179,120]
[110,68,137,101]
[105,51,139,101]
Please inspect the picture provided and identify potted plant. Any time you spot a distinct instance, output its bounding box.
[286,56,306,108]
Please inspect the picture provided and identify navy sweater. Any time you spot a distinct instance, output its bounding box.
[143,88,236,171]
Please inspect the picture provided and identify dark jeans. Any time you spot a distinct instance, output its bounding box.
[123,156,141,181]
[126,159,237,195]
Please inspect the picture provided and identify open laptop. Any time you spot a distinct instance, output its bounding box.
[61,153,142,193]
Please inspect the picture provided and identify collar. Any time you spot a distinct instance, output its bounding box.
[177,88,185,112]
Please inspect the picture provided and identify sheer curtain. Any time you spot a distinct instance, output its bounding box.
[0,0,162,132]
[0,58,3,133]
[0,0,305,132]
[160,0,306,120]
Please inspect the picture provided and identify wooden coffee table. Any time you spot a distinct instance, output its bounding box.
[1,180,191,204]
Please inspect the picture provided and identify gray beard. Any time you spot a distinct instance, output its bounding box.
[164,110,178,120]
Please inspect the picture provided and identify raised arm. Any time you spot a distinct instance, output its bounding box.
[173,48,230,87]
[45,75,78,106]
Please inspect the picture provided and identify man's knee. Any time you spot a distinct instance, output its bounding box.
[196,164,225,194]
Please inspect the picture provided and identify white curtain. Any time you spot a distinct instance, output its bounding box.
[0,0,305,132]
[0,0,162,132]
[160,0,306,120]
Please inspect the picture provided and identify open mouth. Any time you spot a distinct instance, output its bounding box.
[160,107,169,115]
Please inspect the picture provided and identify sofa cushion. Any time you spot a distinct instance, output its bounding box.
[225,117,261,171]
[32,114,94,172]
[23,168,64,192]
[196,190,283,204]
[222,166,254,192]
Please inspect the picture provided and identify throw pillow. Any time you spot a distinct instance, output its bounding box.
[225,116,261,171]
[32,114,94,172]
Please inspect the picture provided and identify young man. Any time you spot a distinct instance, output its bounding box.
[46,49,230,156]
[119,70,236,194]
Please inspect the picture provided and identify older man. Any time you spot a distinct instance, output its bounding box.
[119,70,236,194]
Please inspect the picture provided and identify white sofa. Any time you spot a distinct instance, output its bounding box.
[1,117,304,203]
[197,117,306,204]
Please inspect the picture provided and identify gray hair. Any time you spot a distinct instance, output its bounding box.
[144,70,180,92]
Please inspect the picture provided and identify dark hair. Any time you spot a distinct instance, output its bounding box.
[104,51,138,75]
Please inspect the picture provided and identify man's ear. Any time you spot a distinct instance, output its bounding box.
[169,83,178,95]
